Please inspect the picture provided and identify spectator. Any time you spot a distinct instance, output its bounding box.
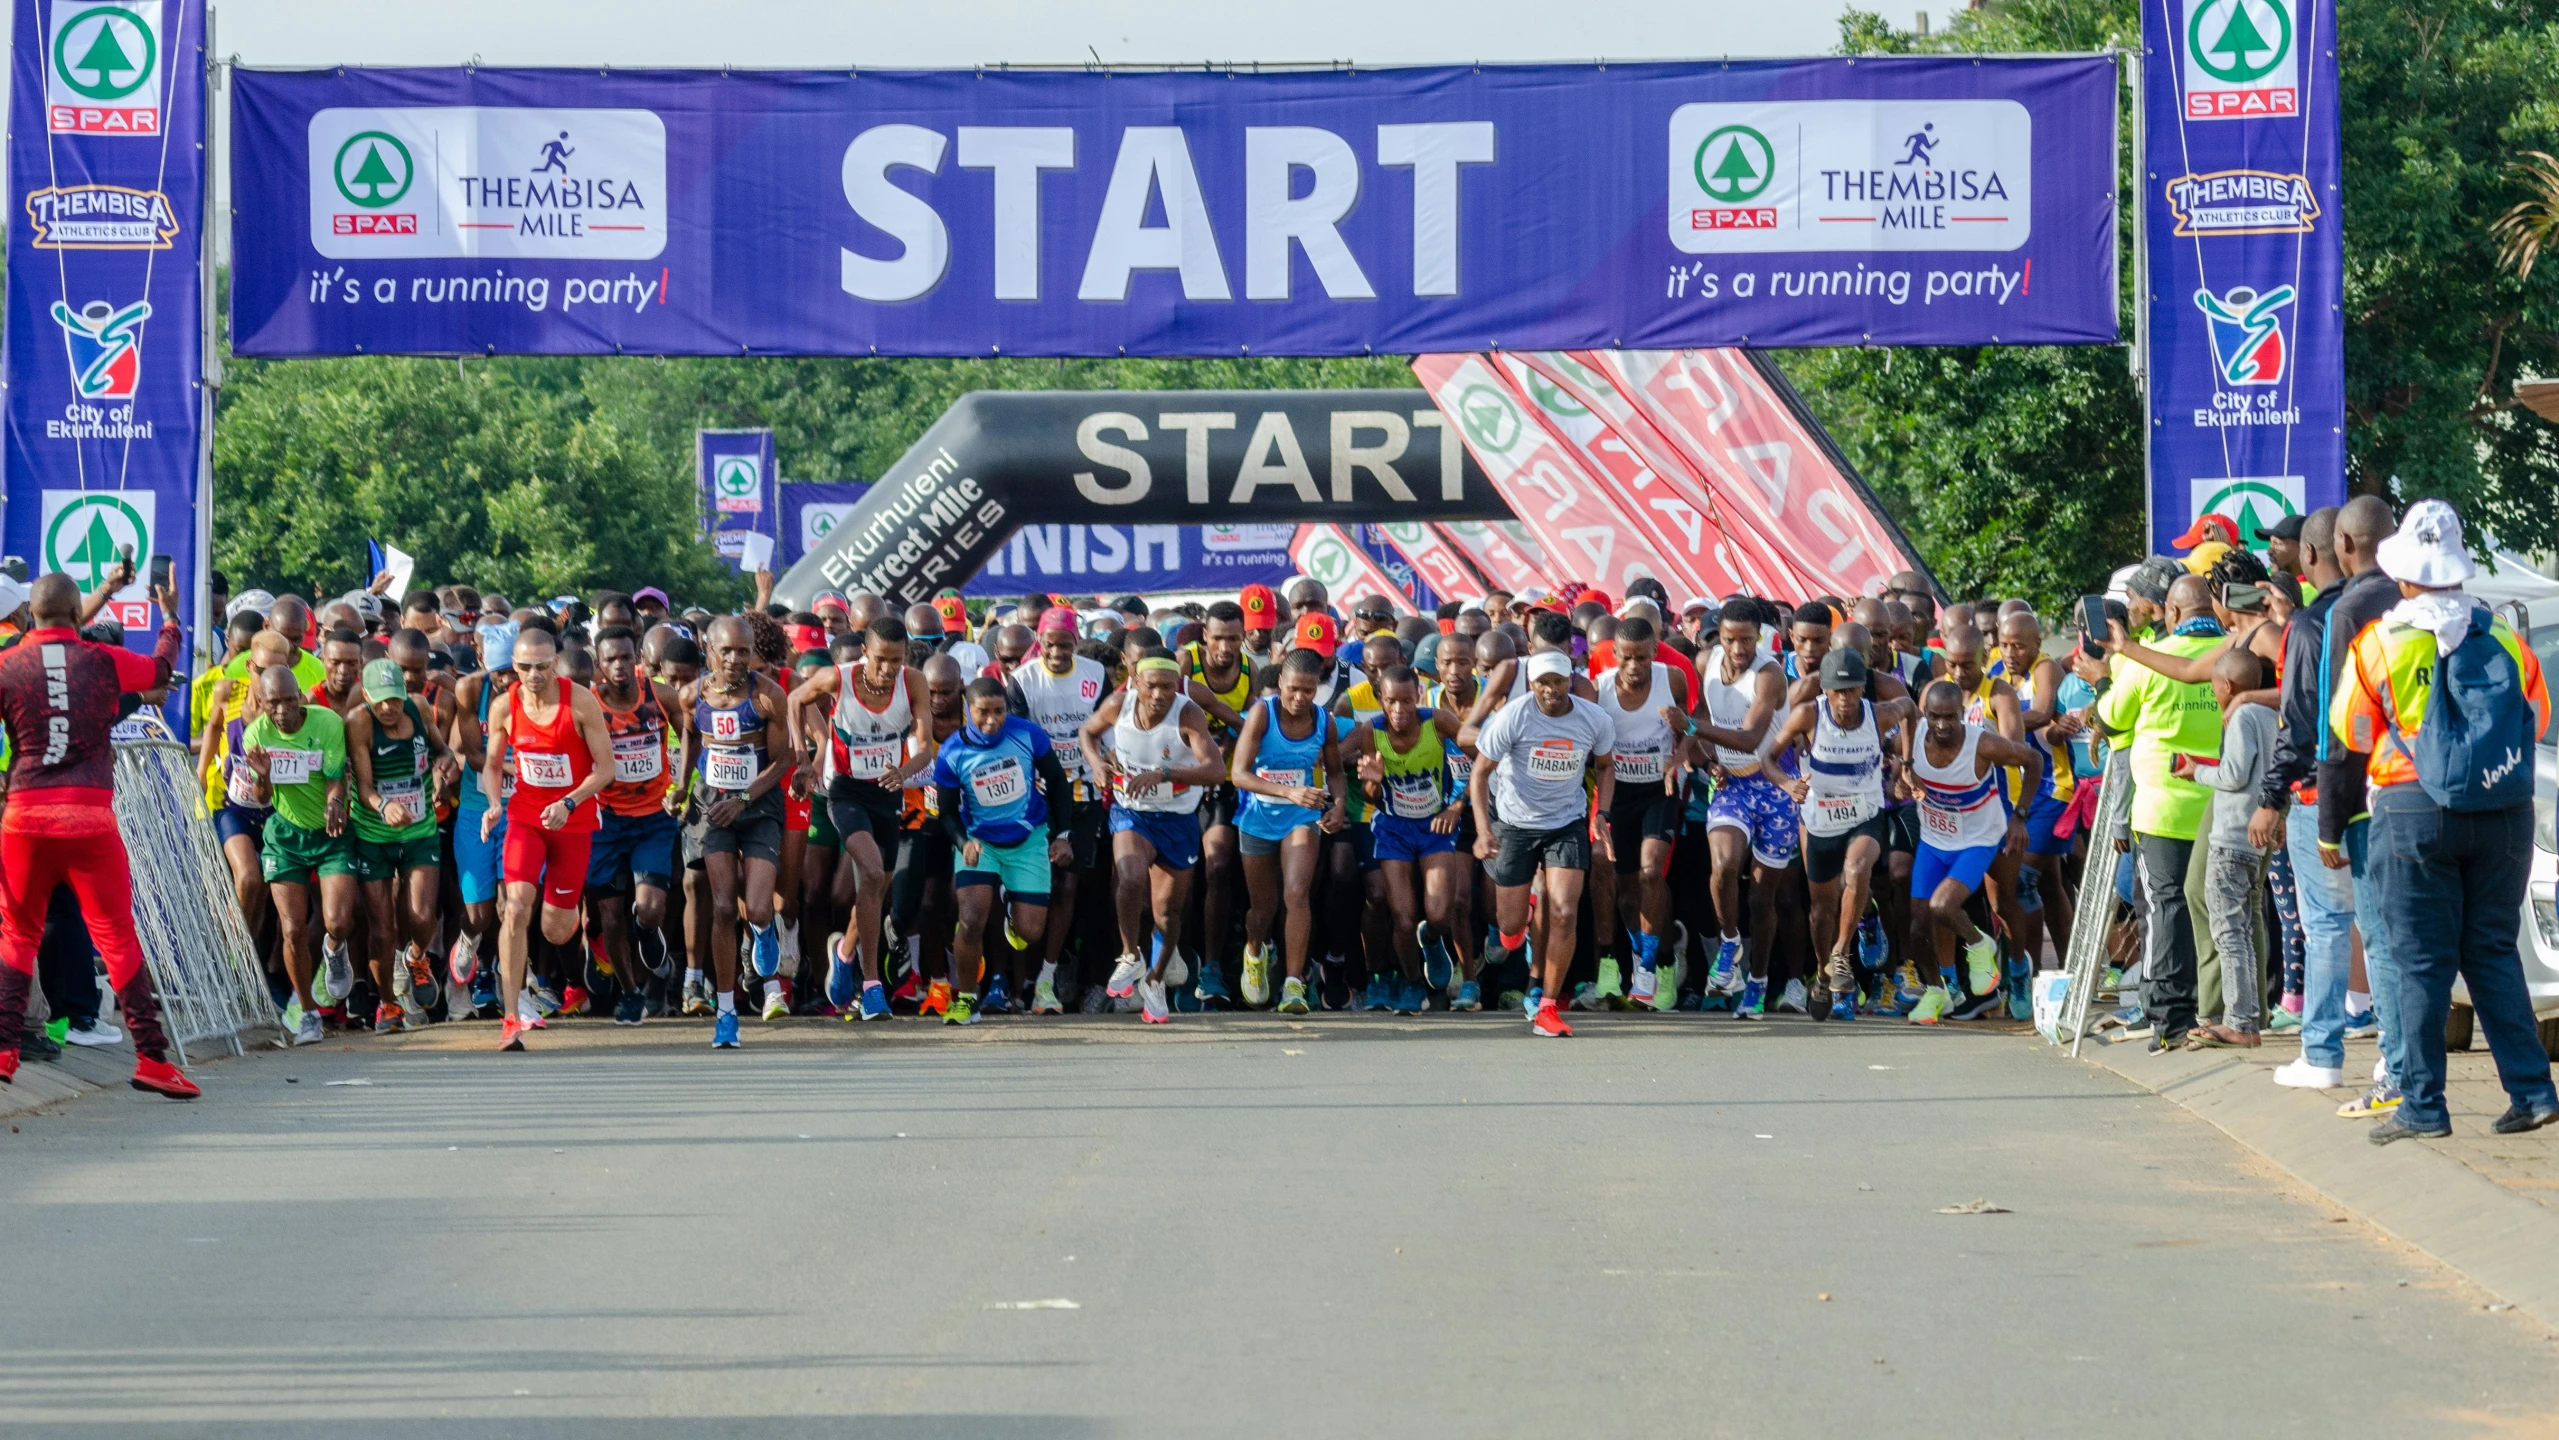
[2319,496,2412,1119]
[2187,647,2277,1047]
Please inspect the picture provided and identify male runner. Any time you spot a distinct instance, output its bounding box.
[1691,602,1791,1016]
[346,659,449,1031]
[788,614,934,1021]
[1231,648,1347,1014]
[1904,679,2043,1024]
[481,626,614,1051]
[1346,666,1471,1012]
[0,573,198,1097]
[1938,627,2031,1020]
[1996,608,2085,979]
[1767,648,1915,1020]
[199,628,296,960]
[1006,607,1110,1008]
[242,667,356,1044]
[1082,649,1225,1022]
[672,617,791,1044]
[586,626,682,1026]
[1184,600,1256,1006]
[1465,651,1615,1037]
[889,656,970,1010]
[1589,615,1693,1010]
[937,678,1076,1024]
[447,623,519,1009]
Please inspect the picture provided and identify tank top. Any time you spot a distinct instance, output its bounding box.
[504,681,598,831]
[1371,711,1456,822]
[1241,695,1327,826]
[223,713,270,813]
[1603,661,1676,788]
[1191,658,1253,741]
[1428,680,1479,793]
[596,683,671,816]
[1912,724,2006,851]
[355,697,436,842]
[830,666,914,800]
[1013,656,1107,798]
[1111,693,1202,815]
[693,684,767,796]
[460,671,517,811]
[1700,652,1776,774]
[1802,699,1886,838]
[2010,668,2075,804]
[1958,672,2031,808]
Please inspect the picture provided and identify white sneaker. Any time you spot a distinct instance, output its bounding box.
[1240,943,1272,1008]
[63,1018,124,1047]
[2274,1058,2346,1090]
[293,1007,325,1046]
[2374,1056,2388,1083]
[1139,978,1170,1024]
[517,991,547,1030]
[1162,952,1190,989]
[1776,978,1809,1015]
[321,939,354,1007]
[448,933,480,987]
[1107,953,1143,999]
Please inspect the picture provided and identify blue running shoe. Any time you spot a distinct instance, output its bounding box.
[1735,977,1767,1020]
[1394,979,1426,1015]
[2005,958,2033,1022]
[471,968,498,1016]
[1523,986,1544,1018]
[1829,992,1859,1022]
[981,974,1013,1015]
[1363,974,1393,1012]
[858,981,890,1022]
[1195,958,1234,1009]
[826,954,861,1011]
[713,1011,741,1048]
[1856,913,1887,973]
[1453,980,1483,1011]
[750,924,780,980]
[1419,924,1455,992]
[1707,936,1743,993]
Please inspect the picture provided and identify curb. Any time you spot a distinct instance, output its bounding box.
[2071,1036,2559,1329]
[0,1041,127,1119]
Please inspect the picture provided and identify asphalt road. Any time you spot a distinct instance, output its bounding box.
[4,1013,2556,1439]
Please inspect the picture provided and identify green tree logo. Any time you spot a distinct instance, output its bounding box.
[714,456,761,498]
[1306,535,1354,588]
[43,495,149,591]
[1456,385,1522,453]
[52,6,156,101]
[1693,125,1776,204]
[2188,0,2291,85]
[332,131,415,209]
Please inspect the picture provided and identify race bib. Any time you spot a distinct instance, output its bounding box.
[1385,770,1441,820]
[1810,791,1879,832]
[1921,802,1960,839]
[612,732,663,784]
[708,709,744,741]
[377,776,426,817]
[1525,739,1583,782]
[704,746,757,792]
[1048,727,1087,776]
[1447,754,1473,788]
[500,769,518,802]
[968,757,1027,810]
[1256,766,1310,790]
[268,748,323,787]
[1614,749,1666,784]
[843,738,901,782]
[225,758,264,808]
[517,750,573,788]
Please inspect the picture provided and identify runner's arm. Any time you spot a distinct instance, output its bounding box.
[894,668,936,783]
[1187,678,1245,735]
[479,693,512,811]
[1035,748,1074,827]
[738,676,791,802]
[1692,666,1782,754]
[196,679,233,790]
[559,687,617,812]
[1171,705,1225,788]
[1974,730,2045,805]
[784,664,839,760]
[347,707,380,813]
[1228,704,1285,800]
[1078,691,1123,788]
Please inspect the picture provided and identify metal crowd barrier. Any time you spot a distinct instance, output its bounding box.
[2059,750,2135,1056]
[110,711,272,1065]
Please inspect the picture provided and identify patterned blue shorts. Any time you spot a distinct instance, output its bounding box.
[1706,770,1800,867]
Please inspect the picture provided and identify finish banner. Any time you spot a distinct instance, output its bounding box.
[2141,0,2345,551]
[697,428,775,571]
[4,0,208,653]
[228,58,2120,358]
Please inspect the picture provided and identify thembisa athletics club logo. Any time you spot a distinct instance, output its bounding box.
[46,1,162,136]
[2182,0,2298,120]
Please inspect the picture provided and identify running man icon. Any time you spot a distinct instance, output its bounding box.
[1894,123,1938,168]
[534,133,574,174]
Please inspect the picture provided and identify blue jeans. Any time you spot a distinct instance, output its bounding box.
[2344,817,2407,1087]
[2289,800,2357,1068]
[2367,786,2557,1130]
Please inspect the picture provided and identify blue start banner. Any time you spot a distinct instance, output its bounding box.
[779,482,1300,597]
[4,0,209,655]
[228,58,2120,358]
[2141,0,2345,551]
[697,428,776,570]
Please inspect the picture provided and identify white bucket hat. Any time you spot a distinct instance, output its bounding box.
[2375,498,2477,589]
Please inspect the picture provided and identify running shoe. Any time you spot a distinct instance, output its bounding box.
[1392,979,1425,1016]
[1907,986,1951,1025]
[2337,1082,2402,1119]
[1568,982,1601,1012]
[1080,982,1111,1014]
[762,985,790,1022]
[1735,978,1767,1020]
[1419,925,1455,992]
[1648,968,1679,1013]
[448,934,481,988]
[1595,956,1627,1010]
[1108,953,1144,1000]
[1707,935,1744,993]
[750,924,781,980]
[1003,916,1032,954]
[1628,957,1659,1005]
[320,938,354,1008]
[981,974,1014,1015]
[129,1057,200,1099]
[634,924,672,980]
[517,991,549,1031]
[1195,959,1234,1010]
[1362,973,1394,1012]
[889,971,923,1014]
[374,1003,404,1035]
[712,1011,741,1048]
[404,948,441,1013]
[2005,958,2034,1022]
[1523,986,1543,1018]
[470,967,498,1017]
[528,982,563,1019]
[681,974,715,1017]
[1161,947,1190,990]
[46,1017,69,1048]
[64,1017,123,1048]
[1829,992,1859,1022]
[1139,979,1171,1024]
[920,980,953,1019]
[946,992,979,1026]
[1962,936,2000,997]
[1856,913,1887,974]
[1776,978,1809,1015]
[292,1003,324,1046]
[1947,989,2005,1022]
[859,981,891,1022]
[826,943,861,1010]
[2342,1009,2379,1040]
[1276,977,1311,1015]
[1240,943,1273,1008]
[1530,1000,1572,1038]
[615,989,646,1026]
[1453,980,1483,1012]
[1501,989,1529,1014]
[500,1016,528,1052]
[560,985,590,1018]
[1030,976,1062,1016]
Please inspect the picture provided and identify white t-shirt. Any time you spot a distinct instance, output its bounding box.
[1476,693,1613,831]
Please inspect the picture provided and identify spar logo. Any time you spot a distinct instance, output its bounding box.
[1690,125,1779,231]
[1521,369,1591,419]
[1455,385,1523,454]
[2188,477,2304,550]
[2183,0,2298,120]
[713,455,764,513]
[2195,283,2294,385]
[42,492,154,595]
[1301,531,1357,589]
[52,299,151,399]
[46,1,161,135]
[330,130,420,236]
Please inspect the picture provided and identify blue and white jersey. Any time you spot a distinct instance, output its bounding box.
[1912,724,2006,851]
[933,716,1053,847]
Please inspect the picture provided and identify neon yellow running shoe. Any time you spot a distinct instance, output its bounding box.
[1241,942,1273,1008]
[1908,986,1951,1026]
[1595,956,1627,1010]
[1275,976,1310,1015]
[945,992,979,1026]
[1963,936,2000,997]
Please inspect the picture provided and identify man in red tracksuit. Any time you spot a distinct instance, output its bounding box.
[0,572,198,1098]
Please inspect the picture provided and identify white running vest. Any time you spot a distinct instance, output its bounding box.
[1912,724,2007,851]
[830,667,913,787]
[1802,699,1886,838]
[1013,656,1107,789]
[1604,661,1676,787]
[1700,653,1776,774]
[1111,694,1201,815]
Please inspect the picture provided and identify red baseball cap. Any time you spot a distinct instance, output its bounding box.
[1038,605,1082,635]
[1293,611,1339,658]
[932,594,969,633]
[1240,584,1277,630]
[2172,512,2240,549]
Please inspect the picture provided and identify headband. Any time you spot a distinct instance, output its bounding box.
[1135,656,1181,675]
[1525,652,1571,681]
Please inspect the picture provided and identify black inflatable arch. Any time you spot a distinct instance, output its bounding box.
[771,390,1514,610]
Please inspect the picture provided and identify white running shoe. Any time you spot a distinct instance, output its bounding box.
[1107,953,1143,1000]
[448,933,481,987]
[1241,944,1273,1007]
[2273,1058,2346,1090]
[1163,952,1190,989]
[63,1018,123,1047]
[1139,978,1170,1024]
[1776,978,1809,1015]
[321,938,355,1009]
[293,1006,325,1046]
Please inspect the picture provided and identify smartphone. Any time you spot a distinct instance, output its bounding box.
[148,554,174,593]
[0,556,24,582]
[2077,594,2109,658]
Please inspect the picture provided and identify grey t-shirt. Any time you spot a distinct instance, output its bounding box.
[2203,700,2276,849]
[1477,692,1614,831]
